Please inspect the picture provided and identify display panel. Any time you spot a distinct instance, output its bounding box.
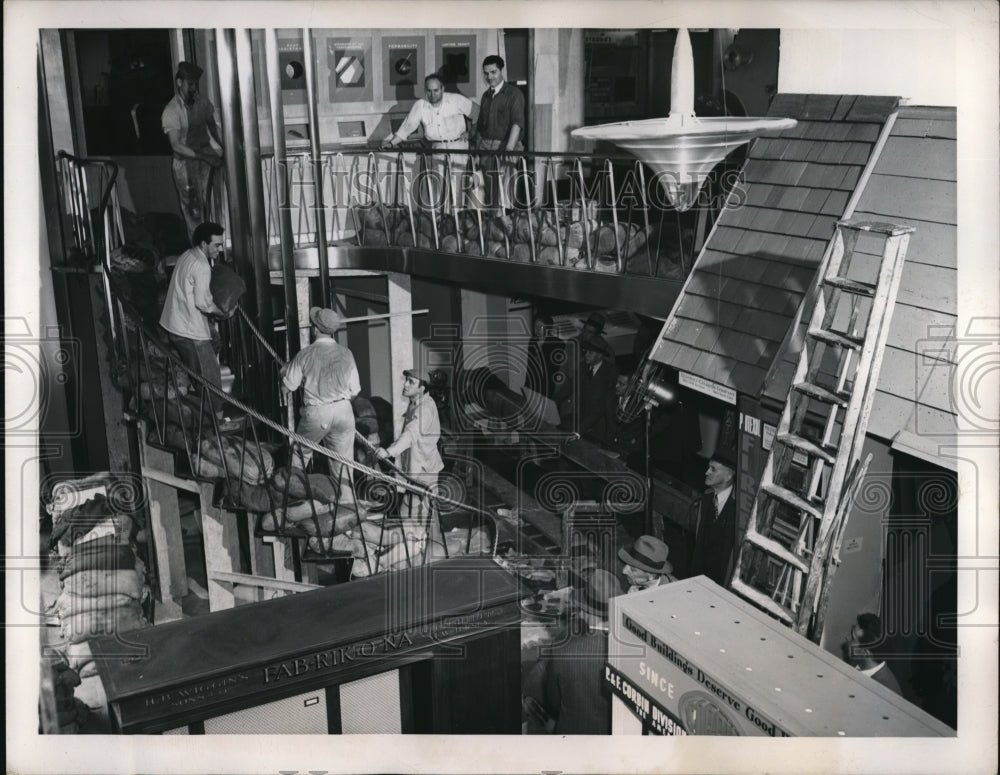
[383,35,425,102]
[435,34,478,99]
[326,35,374,104]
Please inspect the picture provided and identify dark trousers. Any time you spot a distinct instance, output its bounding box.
[168,332,223,417]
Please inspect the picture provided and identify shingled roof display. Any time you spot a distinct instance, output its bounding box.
[762,105,957,466]
[651,94,900,395]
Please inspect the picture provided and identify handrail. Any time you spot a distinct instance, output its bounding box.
[53,150,501,572]
[258,145,717,280]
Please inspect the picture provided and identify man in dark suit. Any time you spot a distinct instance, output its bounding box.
[689,449,738,586]
[575,335,618,444]
[525,313,565,400]
[542,569,623,734]
[843,613,905,697]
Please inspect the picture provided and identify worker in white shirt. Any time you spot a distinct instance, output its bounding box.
[381,72,478,210]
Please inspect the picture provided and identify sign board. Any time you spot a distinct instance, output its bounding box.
[608,577,955,737]
[678,371,738,405]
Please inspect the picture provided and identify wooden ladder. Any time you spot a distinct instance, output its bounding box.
[729,219,914,641]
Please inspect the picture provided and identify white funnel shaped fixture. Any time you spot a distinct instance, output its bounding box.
[572,29,797,212]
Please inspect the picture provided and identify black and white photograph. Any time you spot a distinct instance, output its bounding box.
[5,1,998,773]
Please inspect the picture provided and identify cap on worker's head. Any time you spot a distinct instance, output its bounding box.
[309,307,345,335]
[710,447,737,472]
[403,368,432,386]
[175,61,204,81]
[581,335,613,358]
[619,535,673,575]
[572,568,622,619]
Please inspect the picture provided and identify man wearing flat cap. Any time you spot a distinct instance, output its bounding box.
[281,308,361,497]
[619,535,677,593]
[376,368,444,520]
[690,448,739,586]
[542,568,623,734]
[162,61,224,240]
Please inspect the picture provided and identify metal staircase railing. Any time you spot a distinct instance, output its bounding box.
[53,151,500,579]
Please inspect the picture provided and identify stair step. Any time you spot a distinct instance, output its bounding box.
[822,276,876,297]
[761,482,823,520]
[792,381,849,407]
[808,327,864,350]
[730,578,794,624]
[777,432,837,464]
[744,529,810,573]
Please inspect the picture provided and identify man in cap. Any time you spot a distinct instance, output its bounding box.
[162,61,224,239]
[689,448,739,586]
[542,568,623,734]
[375,368,444,520]
[281,308,361,497]
[619,535,677,593]
[842,613,905,697]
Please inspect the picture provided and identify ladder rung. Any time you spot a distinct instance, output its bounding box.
[808,327,863,350]
[836,219,915,237]
[730,578,794,624]
[777,432,837,464]
[770,518,799,544]
[822,276,876,296]
[744,529,810,573]
[761,483,823,520]
[793,381,849,407]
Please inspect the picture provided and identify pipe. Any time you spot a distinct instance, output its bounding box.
[265,30,302,359]
[302,29,329,308]
[235,29,276,390]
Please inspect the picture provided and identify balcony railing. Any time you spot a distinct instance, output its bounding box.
[260,147,731,278]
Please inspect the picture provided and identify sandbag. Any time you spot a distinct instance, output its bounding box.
[219,480,277,512]
[60,601,145,644]
[210,264,246,317]
[198,435,274,484]
[485,240,507,258]
[54,590,136,619]
[62,568,143,600]
[510,243,532,263]
[65,642,94,672]
[59,543,136,581]
[538,246,561,265]
[440,234,459,253]
[270,467,341,503]
[461,240,483,256]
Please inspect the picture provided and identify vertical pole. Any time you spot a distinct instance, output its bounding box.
[302,29,329,308]
[265,30,302,359]
[235,29,278,417]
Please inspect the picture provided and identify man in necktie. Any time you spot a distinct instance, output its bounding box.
[472,54,526,208]
[689,448,738,586]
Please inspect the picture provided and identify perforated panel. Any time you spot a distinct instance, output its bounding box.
[202,690,328,734]
[339,670,402,734]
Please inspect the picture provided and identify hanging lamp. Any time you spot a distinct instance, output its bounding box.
[572,29,796,211]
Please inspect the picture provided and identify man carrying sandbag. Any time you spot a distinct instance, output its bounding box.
[281,308,361,502]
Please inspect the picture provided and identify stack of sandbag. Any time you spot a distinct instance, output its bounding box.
[47,659,92,734]
[50,494,134,556]
[49,493,149,646]
[196,434,274,484]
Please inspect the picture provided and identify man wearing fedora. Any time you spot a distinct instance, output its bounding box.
[578,335,619,443]
[376,368,445,521]
[690,448,739,586]
[619,535,677,593]
[281,308,361,496]
[542,568,623,734]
